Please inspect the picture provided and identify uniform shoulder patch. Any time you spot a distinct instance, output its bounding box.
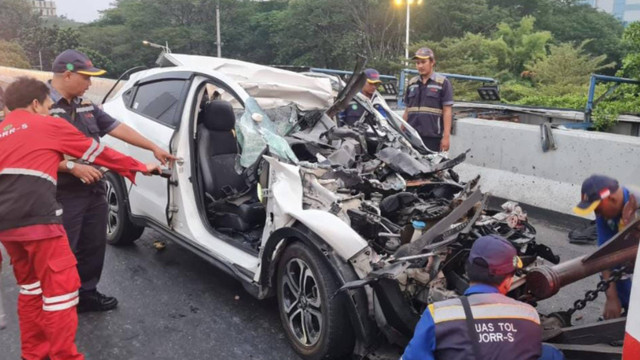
[49,108,67,116]
[408,76,420,85]
[434,74,446,84]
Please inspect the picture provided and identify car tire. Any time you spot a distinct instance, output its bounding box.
[105,171,145,246]
[276,242,354,360]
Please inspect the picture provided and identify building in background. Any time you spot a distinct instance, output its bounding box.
[582,0,640,23]
[29,0,57,18]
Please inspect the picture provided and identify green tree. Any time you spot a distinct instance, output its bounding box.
[0,0,40,41]
[79,0,277,75]
[412,16,551,79]
[7,0,616,95]
[505,41,615,109]
[0,40,30,68]
[620,22,640,79]
[343,0,404,71]
[78,23,141,76]
[19,25,60,70]
[535,1,624,68]
[493,16,551,76]
[412,0,510,42]
[487,0,551,18]
[268,0,360,68]
[412,33,504,77]
[54,27,80,54]
[42,15,82,29]
[526,41,615,95]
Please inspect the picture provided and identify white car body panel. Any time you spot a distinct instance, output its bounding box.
[103,64,369,281]
[264,157,369,261]
[103,97,174,225]
[104,68,264,273]
[164,54,333,111]
[170,74,260,273]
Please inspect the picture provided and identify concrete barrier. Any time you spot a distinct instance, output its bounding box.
[0,66,120,104]
[451,118,640,216]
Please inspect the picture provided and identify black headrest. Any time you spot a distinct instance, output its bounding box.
[201,100,236,132]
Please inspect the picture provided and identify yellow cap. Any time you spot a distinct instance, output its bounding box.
[573,199,601,216]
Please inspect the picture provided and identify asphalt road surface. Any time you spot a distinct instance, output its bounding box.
[0,217,605,359]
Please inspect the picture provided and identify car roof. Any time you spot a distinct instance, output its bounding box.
[162,54,333,111]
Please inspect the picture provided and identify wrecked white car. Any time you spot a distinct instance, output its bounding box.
[102,54,558,359]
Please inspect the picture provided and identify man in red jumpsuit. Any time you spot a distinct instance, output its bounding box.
[0,77,159,360]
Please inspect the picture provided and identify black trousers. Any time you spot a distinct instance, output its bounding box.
[57,183,108,294]
[421,136,442,152]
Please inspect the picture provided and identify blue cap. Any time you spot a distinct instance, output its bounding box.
[467,235,522,277]
[52,49,106,76]
[574,175,619,216]
[364,68,382,84]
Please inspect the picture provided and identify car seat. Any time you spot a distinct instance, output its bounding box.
[196,100,265,232]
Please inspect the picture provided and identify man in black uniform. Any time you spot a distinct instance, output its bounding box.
[402,48,454,152]
[49,49,176,312]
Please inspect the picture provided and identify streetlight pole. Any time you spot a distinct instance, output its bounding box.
[405,0,410,61]
[216,0,221,57]
[396,0,422,61]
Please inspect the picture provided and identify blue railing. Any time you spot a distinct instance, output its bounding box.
[584,74,640,123]
[307,68,640,128]
[309,67,397,81]
[307,66,499,108]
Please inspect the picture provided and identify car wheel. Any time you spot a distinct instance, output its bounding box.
[105,172,145,246]
[276,242,354,360]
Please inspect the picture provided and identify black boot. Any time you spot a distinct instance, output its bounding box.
[77,291,118,313]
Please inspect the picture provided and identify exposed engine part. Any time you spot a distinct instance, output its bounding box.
[525,218,640,302]
[383,237,402,252]
[281,91,561,328]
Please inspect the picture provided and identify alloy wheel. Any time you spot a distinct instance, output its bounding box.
[280,258,323,347]
[105,180,120,236]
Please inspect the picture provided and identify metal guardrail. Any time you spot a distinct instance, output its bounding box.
[309,67,397,81]
[583,74,640,125]
[308,67,399,100]
[285,67,640,133]
[272,65,497,107]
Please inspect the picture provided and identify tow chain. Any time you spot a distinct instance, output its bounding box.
[565,266,629,317]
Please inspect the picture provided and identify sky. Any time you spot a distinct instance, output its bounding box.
[54,0,114,23]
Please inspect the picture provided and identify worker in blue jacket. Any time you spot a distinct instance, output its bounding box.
[574,174,638,319]
[402,48,453,152]
[402,234,564,360]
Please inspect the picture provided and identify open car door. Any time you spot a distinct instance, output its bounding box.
[103,71,193,227]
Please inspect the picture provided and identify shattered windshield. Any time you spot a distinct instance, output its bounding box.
[236,97,299,167]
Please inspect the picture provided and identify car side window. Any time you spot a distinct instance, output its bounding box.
[131,80,187,128]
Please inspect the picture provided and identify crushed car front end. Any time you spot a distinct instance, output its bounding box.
[134,53,560,359]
